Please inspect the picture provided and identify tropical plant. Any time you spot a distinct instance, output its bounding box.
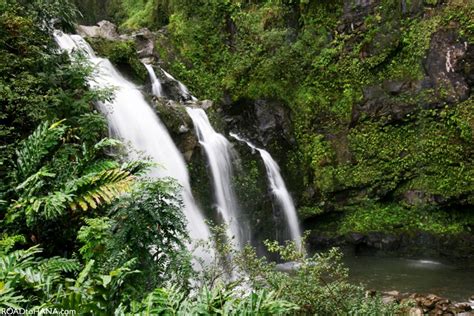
[77,178,192,292]
[2,120,149,256]
[0,241,80,309]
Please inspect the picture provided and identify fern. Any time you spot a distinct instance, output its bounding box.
[93,137,123,151]
[82,159,120,174]
[40,257,81,274]
[0,235,26,254]
[14,120,66,183]
[0,246,81,308]
[68,168,135,212]
[121,160,156,176]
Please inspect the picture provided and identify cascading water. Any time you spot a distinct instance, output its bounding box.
[144,64,164,98]
[230,133,302,249]
[54,31,211,258]
[162,69,198,101]
[186,108,246,249]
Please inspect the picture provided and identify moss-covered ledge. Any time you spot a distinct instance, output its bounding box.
[86,37,148,84]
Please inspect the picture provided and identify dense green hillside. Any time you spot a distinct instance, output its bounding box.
[75,0,473,236]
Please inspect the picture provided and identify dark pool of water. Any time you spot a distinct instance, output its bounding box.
[344,255,474,301]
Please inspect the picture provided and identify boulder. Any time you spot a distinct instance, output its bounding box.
[424,29,471,104]
[408,307,423,316]
[77,20,119,40]
[133,28,156,59]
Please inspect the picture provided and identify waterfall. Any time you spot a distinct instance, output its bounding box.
[230,133,302,249]
[53,31,211,257]
[162,69,198,101]
[144,64,164,98]
[186,108,245,249]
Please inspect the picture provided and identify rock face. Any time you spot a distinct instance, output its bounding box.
[77,21,158,61]
[309,231,474,266]
[341,0,423,32]
[424,29,471,104]
[132,28,156,59]
[152,99,201,162]
[77,20,119,40]
[222,98,295,152]
[352,29,472,124]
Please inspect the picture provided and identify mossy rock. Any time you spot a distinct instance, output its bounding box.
[86,38,147,84]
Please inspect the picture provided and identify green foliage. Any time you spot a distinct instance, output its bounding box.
[13,120,67,183]
[339,202,473,235]
[2,119,149,256]
[0,1,107,180]
[157,0,473,229]
[0,245,81,309]
[74,0,173,29]
[77,179,192,291]
[191,228,404,315]
[23,0,81,32]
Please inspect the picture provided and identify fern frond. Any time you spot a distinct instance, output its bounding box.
[82,160,119,174]
[23,191,74,223]
[67,168,135,212]
[40,257,81,274]
[121,160,156,176]
[14,121,66,183]
[94,138,123,151]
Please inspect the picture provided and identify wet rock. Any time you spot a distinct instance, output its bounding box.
[153,99,198,161]
[77,20,119,40]
[221,98,297,194]
[403,190,437,206]
[424,29,471,104]
[348,232,365,243]
[178,125,189,133]
[342,0,379,31]
[197,100,213,110]
[422,294,442,309]
[381,289,401,304]
[253,100,293,147]
[133,28,156,59]
[360,24,401,61]
[384,290,401,298]
[383,80,406,95]
[401,0,424,15]
[408,307,423,316]
[382,295,398,304]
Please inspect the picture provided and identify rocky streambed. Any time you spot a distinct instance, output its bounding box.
[375,291,474,315]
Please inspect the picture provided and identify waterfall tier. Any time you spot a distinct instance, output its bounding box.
[186,108,247,249]
[230,133,302,249]
[54,31,211,258]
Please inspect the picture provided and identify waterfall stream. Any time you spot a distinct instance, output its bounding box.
[186,108,246,249]
[54,31,211,259]
[161,69,197,101]
[144,64,164,98]
[230,133,302,249]
[86,42,301,252]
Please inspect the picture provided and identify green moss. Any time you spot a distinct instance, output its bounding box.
[86,38,147,84]
[338,202,473,235]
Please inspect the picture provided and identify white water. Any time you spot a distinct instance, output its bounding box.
[54,31,211,258]
[162,69,198,101]
[144,64,164,98]
[230,133,302,249]
[186,108,245,249]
